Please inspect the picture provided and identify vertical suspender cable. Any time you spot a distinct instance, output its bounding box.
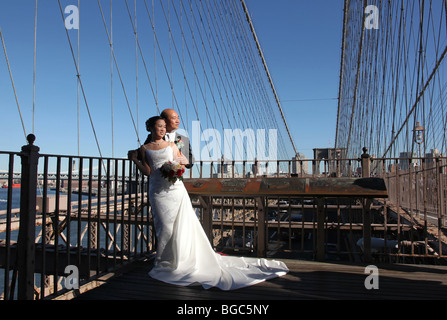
[77,0,80,156]
[98,0,141,147]
[0,27,27,141]
[123,0,159,129]
[335,0,349,149]
[58,0,104,159]
[181,1,189,133]
[153,0,159,114]
[110,0,114,157]
[239,0,297,156]
[168,0,174,109]
[135,0,139,138]
[33,0,38,134]
[345,0,367,157]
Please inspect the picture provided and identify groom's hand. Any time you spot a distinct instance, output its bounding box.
[128,149,138,161]
[175,152,189,166]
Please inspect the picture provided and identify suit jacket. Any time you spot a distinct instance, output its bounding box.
[167,132,194,169]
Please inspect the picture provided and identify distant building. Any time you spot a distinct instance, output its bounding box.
[213,156,248,178]
[424,149,446,168]
[292,153,308,176]
[399,152,418,170]
[425,148,445,159]
[251,159,262,177]
[216,156,233,177]
[312,148,346,176]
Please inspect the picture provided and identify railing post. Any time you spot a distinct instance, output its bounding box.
[255,197,266,258]
[316,197,325,261]
[362,199,373,263]
[199,196,213,244]
[361,147,372,263]
[17,134,40,300]
[436,157,445,228]
[361,147,371,178]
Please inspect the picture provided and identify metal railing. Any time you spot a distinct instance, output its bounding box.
[1,137,446,300]
[375,156,447,228]
[0,135,153,300]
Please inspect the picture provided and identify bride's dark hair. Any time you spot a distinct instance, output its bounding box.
[143,116,165,144]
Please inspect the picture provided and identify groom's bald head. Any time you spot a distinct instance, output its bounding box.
[161,108,180,133]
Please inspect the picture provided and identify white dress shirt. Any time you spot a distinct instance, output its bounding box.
[165,131,176,142]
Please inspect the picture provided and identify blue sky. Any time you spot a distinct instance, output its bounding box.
[0,0,344,162]
[246,0,343,158]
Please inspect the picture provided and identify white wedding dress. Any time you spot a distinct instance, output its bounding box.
[145,145,288,290]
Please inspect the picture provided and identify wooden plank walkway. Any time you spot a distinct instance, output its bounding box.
[68,257,447,300]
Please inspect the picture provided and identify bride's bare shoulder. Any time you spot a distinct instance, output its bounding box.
[140,144,149,152]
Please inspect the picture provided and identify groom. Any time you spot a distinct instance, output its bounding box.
[161,108,194,169]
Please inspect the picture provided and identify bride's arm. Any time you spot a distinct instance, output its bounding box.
[128,146,151,176]
[171,142,188,169]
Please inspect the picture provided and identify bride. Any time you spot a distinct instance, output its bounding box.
[129,116,288,291]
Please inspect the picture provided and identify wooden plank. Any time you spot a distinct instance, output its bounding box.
[73,258,447,300]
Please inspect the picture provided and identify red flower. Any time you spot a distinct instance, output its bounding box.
[161,161,184,183]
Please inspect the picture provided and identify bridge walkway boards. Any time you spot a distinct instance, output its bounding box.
[68,258,447,300]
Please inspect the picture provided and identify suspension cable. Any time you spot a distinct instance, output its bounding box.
[97,0,141,147]
[33,0,38,134]
[240,0,298,155]
[57,0,104,158]
[0,26,27,141]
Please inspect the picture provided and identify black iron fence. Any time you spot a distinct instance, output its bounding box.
[0,135,153,300]
[0,136,446,300]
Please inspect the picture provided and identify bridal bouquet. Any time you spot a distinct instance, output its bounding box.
[160,161,185,183]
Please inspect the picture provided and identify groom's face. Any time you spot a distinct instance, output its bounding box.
[166,111,180,132]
